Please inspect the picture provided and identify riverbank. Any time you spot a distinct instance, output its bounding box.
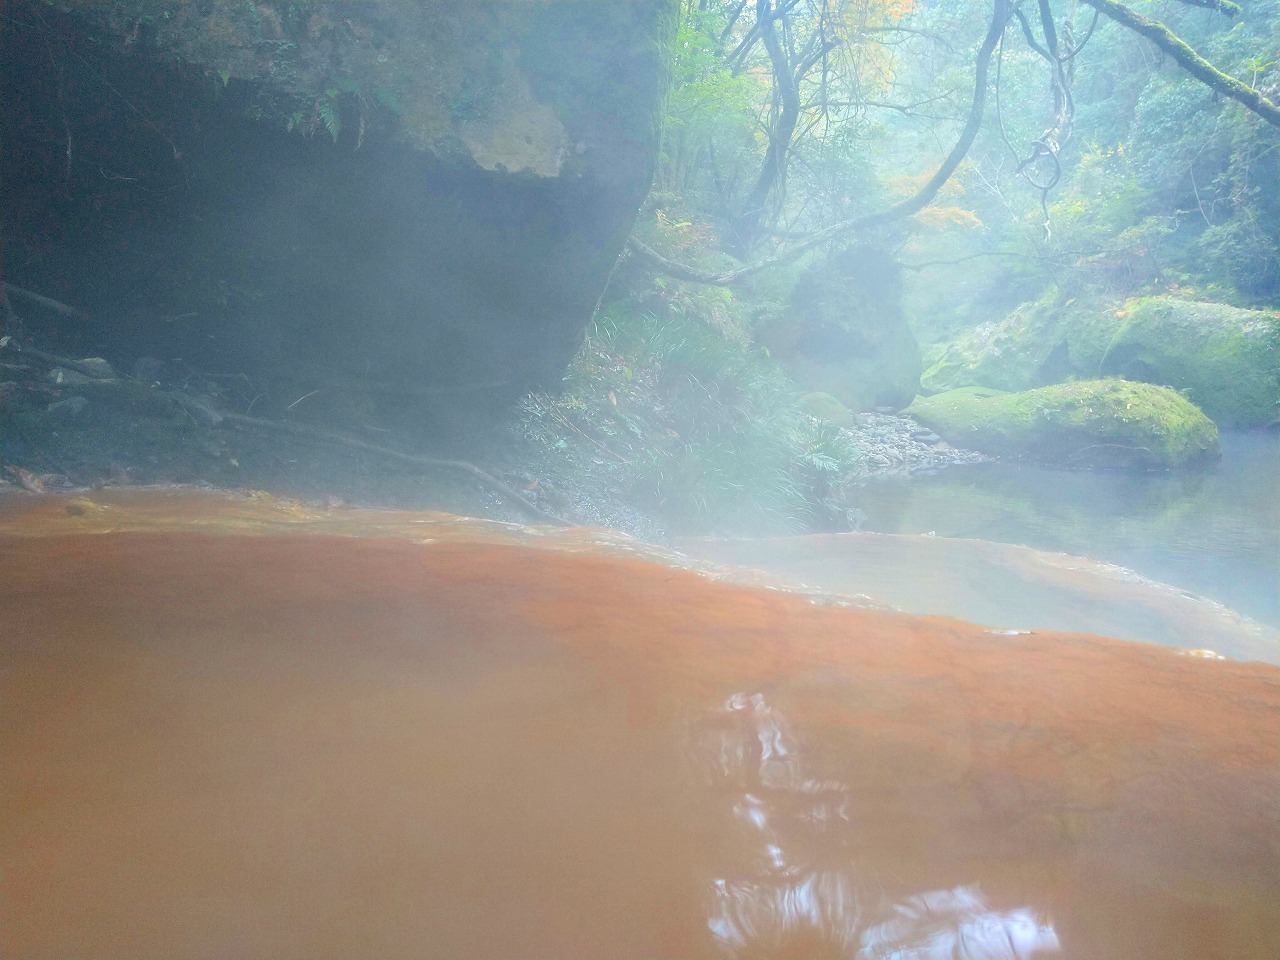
[0,315,987,542]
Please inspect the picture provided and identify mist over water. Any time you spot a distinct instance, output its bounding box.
[854,432,1280,629]
[3,492,1278,960]
[2,0,1278,955]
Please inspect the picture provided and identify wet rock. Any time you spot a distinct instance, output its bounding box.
[48,367,106,388]
[46,395,88,418]
[132,357,172,385]
[7,1,676,429]
[922,294,1279,427]
[798,392,855,428]
[761,247,921,412]
[847,412,988,479]
[904,381,1220,469]
[75,358,116,379]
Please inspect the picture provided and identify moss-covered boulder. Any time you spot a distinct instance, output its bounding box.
[1089,298,1280,428]
[922,294,1279,428]
[920,293,1082,395]
[764,246,921,412]
[797,392,855,427]
[904,381,1220,469]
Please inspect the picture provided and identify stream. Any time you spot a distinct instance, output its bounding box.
[856,431,1279,630]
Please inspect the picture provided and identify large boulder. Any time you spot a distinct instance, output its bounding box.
[904,380,1220,469]
[920,293,1075,395]
[1089,297,1280,428]
[922,294,1280,428]
[763,246,922,411]
[2,0,675,430]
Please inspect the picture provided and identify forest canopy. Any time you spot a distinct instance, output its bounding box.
[630,0,1280,305]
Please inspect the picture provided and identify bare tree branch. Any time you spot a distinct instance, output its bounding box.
[627,0,1015,286]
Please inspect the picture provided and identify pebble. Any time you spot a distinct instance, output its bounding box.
[848,413,987,478]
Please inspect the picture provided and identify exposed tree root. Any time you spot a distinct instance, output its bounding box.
[0,337,573,527]
[221,412,572,527]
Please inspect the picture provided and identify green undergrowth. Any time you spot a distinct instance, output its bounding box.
[513,301,866,536]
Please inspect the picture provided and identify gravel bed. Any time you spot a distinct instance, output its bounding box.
[849,412,989,478]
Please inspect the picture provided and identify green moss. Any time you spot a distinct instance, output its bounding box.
[797,392,855,427]
[919,290,1082,394]
[1089,297,1280,427]
[923,293,1280,428]
[904,380,1220,468]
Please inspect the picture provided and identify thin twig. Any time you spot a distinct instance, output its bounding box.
[286,388,321,410]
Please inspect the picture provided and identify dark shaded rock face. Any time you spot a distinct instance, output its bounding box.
[2,0,674,432]
[763,246,922,412]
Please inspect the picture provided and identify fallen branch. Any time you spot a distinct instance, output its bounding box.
[0,338,572,527]
[8,342,117,379]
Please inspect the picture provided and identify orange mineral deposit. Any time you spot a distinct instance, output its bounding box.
[2,489,1277,960]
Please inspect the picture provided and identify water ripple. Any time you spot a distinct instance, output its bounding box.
[693,691,1060,960]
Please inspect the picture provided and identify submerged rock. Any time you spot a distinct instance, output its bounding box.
[904,380,1220,468]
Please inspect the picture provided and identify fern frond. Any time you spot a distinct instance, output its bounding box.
[318,100,342,143]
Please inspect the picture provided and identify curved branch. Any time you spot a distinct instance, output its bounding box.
[627,0,1014,286]
[1079,0,1280,128]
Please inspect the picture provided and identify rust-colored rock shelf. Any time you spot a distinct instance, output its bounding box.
[3,489,1277,959]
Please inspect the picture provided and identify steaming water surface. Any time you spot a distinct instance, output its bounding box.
[855,432,1280,629]
[3,490,1278,960]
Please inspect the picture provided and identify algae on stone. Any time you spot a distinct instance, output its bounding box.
[904,380,1220,468]
[797,392,855,428]
[920,293,1073,395]
[1090,298,1280,428]
[923,293,1279,428]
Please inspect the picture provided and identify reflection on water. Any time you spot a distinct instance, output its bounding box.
[856,432,1280,629]
[696,692,1059,960]
[2,490,1278,959]
[677,532,1279,663]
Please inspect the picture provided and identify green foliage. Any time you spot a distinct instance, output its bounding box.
[656,17,763,200]
[317,98,342,143]
[284,77,405,145]
[515,298,867,536]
